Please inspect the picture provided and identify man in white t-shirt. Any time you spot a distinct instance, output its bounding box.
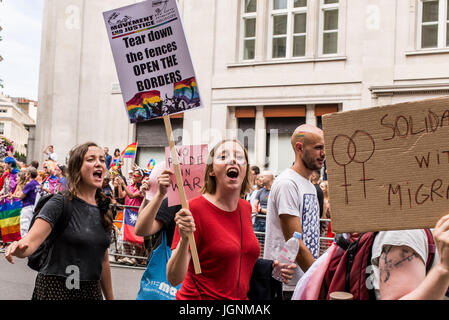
[43,145,58,162]
[370,215,449,300]
[264,124,325,298]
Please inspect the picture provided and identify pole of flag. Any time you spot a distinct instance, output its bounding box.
[132,141,138,172]
[163,115,201,274]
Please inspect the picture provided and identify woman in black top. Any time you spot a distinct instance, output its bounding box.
[5,142,114,300]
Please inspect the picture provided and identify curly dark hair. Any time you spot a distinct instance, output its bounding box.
[66,142,113,232]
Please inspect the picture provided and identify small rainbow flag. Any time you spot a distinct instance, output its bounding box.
[0,199,22,243]
[121,142,138,159]
[173,77,200,104]
[147,158,156,171]
[110,158,121,171]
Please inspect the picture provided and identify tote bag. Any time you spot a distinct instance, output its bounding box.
[136,230,181,300]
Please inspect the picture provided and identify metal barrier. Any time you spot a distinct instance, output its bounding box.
[252,213,266,258]
[108,203,148,269]
[109,208,334,265]
[251,214,335,258]
[0,204,335,268]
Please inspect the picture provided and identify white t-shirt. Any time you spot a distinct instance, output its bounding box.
[246,187,261,207]
[370,229,438,300]
[263,168,320,290]
[246,187,261,223]
[46,151,58,162]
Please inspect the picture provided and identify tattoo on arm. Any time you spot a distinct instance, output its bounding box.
[379,245,419,283]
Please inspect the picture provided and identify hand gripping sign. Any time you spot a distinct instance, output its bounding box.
[165,144,208,207]
[323,96,449,233]
[104,0,203,273]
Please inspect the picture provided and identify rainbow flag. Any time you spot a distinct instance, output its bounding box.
[126,90,162,122]
[147,158,155,171]
[0,199,22,243]
[173,77,200,104]
[121,142,138,159]
[110,158,121,171]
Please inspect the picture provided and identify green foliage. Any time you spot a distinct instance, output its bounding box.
[14,151,27,163]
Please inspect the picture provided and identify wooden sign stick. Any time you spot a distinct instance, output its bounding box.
[163,115,201,274]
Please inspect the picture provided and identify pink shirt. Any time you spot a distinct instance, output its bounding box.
[125,183,143,209]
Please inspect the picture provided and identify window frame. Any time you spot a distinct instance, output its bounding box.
[319,0,340,56]
[268,0,308,60]
[240,0,258,61]
[417,0,449,49]
[447,0,449,45]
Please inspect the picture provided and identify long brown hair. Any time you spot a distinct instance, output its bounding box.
[66,142,113,232]
[200,139,252,198]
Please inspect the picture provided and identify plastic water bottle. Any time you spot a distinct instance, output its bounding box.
[271,232,302,282]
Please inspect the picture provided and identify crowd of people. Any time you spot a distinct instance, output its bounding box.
[0,146,69,252]
[2,123,449,301]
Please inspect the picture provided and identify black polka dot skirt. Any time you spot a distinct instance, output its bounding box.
[32,273,103,300]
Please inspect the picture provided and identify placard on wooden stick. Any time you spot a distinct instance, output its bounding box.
[165,144,208,207]
[103,0,203,122]
[323,96,449,233]
[164,116,201,274]
[103,0,203,273]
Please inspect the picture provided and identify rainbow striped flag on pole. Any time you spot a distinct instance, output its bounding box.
[0,199,22,243]
[121,142,138,159]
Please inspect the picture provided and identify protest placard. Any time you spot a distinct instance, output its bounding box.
[165,144,207,207]
[103,0,202,123]
[104,0,202,273]
[323,96,449,233]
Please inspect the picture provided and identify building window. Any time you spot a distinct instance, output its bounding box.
[264,106,305,173]
[447,0,449,45]
[135,117,183,168]
[0,123,4,135]
[266,116,305,173]
[0,109,7,113]
[270,0,307,59]
[418,0,449,49]
[320,0,339,55]
[237,118,256,162]
[241,0,257,60]
[235,107,256,163]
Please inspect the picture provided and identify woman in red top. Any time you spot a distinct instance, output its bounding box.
[168,139,294,300]
[168,139,258,299]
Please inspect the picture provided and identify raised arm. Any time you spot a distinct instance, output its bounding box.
[135,170,172,236]
[121,180,142,199]
[379,214,449,300]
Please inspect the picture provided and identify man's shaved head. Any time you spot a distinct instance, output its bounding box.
[291,124,324,150]
[261,170,274,181]
[290,124,325,177]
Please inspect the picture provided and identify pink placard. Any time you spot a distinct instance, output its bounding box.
[165,144,208,206]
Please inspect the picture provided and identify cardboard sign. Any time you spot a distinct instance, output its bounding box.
[165,144,208,206]
[103,0,203,123]
[144,161,167,201]
[322,96,449,233]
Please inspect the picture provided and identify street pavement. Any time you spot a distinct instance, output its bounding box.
[0,253,145,300]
